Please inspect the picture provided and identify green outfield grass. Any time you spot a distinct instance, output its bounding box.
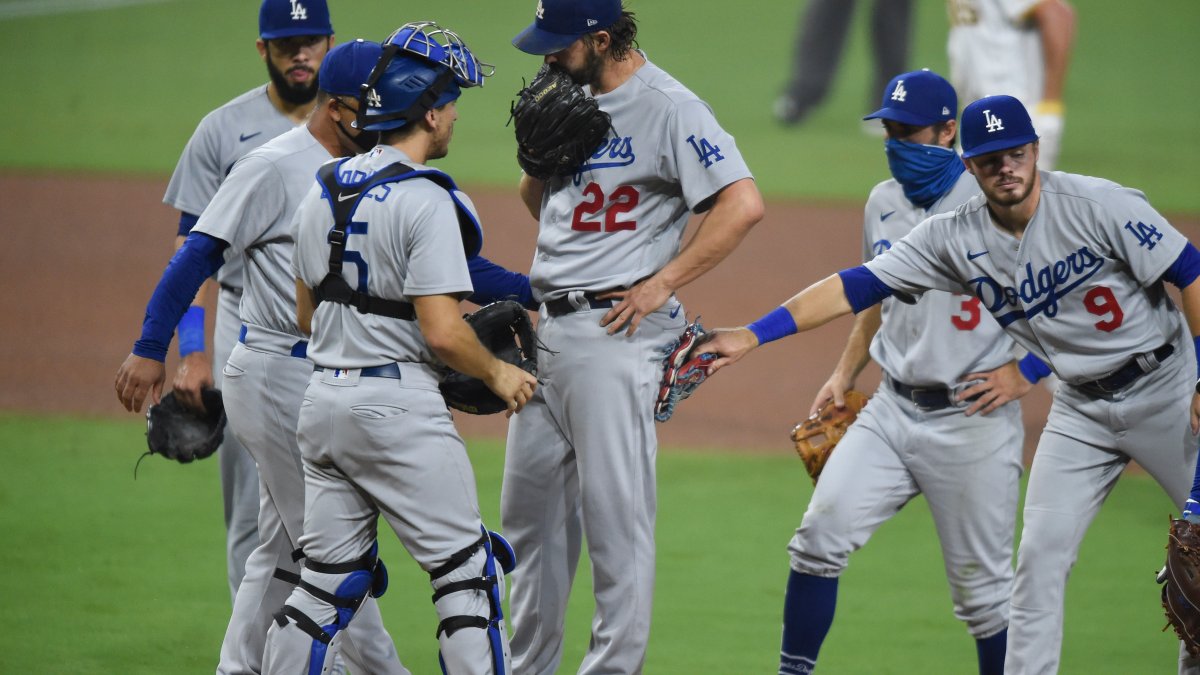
[0,0,1196,212]
[0,413,1184,672]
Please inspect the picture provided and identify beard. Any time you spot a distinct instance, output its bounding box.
[556,46,604,89]
[986,174,1034,207]
[267,58,318,106]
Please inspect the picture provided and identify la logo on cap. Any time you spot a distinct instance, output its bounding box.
[891,80,907,102]
[983,109,1005,133]
[536,0,544,19]
[290,0,307,20]
[366,88,382,108]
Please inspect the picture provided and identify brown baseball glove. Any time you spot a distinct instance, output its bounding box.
[1160,517,1200,656]
[790,391,869,484]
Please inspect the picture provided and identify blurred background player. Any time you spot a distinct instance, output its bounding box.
[160,0,334,601]
[780,70,1029,675]
[116,39,407,675]
[505,0,764,672]
[774,0,913,133]
[262,22,536,675]
[946,0,1076,169]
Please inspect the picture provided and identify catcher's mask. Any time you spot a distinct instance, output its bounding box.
[356,21,495,132]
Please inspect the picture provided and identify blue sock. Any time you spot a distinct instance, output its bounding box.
[780,570,837,674]
[975,628,1007,675]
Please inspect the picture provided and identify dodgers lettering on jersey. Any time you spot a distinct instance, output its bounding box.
[529,55,753,300]
[864,171,1189,383]
[192,126,331,339]
[164,85,298,292]
[946,0,1044,107]
[863,172,1015,387]
[292,146,476,369]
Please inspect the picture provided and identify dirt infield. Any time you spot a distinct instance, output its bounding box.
[3,172,1196,456]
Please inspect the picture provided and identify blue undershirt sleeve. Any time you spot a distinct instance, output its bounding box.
[1163,242,1200,289]
[177,212,200,237]
[467,255,536,310]
[1018,352,1053,383]
[837,266,895,314]
[132,232,229,362]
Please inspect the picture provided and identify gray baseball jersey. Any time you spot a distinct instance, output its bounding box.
[193,125,327,338]
[195,126,405,675]
[864,169,1199,672]
[528,56,753,300]
[292,146,476,368]
[165,85,298,291]
[865,172,1015,385]
[503,54,751,675]
[267,146,510,674]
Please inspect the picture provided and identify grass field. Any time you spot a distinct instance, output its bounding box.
[0,0,1196,212]
[0,414,1185,672]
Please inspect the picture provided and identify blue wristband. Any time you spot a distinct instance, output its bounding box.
[747,306,798,346]
[1018,352,1053,384]
[177,306,206,357]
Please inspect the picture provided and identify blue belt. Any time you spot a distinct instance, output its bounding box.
[314,364,402,380]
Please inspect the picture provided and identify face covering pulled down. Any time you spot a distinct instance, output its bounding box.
[885,138,965,210]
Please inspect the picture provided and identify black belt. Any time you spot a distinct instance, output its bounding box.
[314,364,402,380]
[219,282,241,295]
[888,377,980,412]
[543,293,614,317]
[1075,343,1174,398]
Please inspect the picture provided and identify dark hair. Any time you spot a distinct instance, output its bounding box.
[584,10,638,61]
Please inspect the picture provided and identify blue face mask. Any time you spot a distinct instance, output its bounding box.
[884,138,965,210]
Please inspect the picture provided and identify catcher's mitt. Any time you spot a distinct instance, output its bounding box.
[440,300,538,415]
[145,388,225,464]
[791,391,869,484]
[510,65,613,180]
[653,319,716,423]
[1160,517,1200,656]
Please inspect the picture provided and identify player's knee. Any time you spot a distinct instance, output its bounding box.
[430,528,516,675]
[787,520,856,576]
[269,543,388,673]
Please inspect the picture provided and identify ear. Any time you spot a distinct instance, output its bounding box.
[962,156,976,176]
[940,119,958,147]
[591,30,612,53]
[256,38,268,62]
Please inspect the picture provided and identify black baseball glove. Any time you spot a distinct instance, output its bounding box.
[440,300,538,415]
[145,388,225,463]
[510,65,613,180]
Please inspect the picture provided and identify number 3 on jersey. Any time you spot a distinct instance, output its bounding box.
[572,183,640,232]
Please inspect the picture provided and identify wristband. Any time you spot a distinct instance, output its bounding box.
[177,306,206,357]
[746,306,798,346]
[1018,352,1053,384]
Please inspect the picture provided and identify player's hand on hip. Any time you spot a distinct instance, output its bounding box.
[173,351,214,412]
[958,360,1034,416]
[485,361,538,416]
[693,327,759,375]
[598,277,672,337]
[115,354,166,413]
[1190,392,1200,436]
[810,372,854,418]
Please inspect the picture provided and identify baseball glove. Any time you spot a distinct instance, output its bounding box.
[1160,517,1200,655]
[791,391,869,484]
[440,300,538,415]
[145,388,225,464]
[510,65,613,180]
[653,319,716,423]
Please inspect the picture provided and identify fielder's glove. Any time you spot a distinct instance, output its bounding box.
[440,300,538,415]
[653,319,716,423]
[1160,515,1200,656]
[510,65,613,180]
[791,391,869,484]
[144,388,225,464]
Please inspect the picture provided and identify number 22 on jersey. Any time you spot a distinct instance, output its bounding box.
[571,183,640,232]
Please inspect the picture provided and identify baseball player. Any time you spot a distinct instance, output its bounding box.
[261,23,537,675]
[162,0,334,600]
[699,95,1200,673]
[946,0,1076,169]
[505,1,765,672]
[778,70,1031,675]
[116,40,408,675]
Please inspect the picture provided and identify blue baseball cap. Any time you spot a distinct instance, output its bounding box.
[960,95,1040,159]
[259,0,332,40]
[513,0,622,55]
[863,69,956,126]
[318,39,382,97]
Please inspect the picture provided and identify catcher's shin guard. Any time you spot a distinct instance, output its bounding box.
[269,544,388,675]
[430,528,516,675]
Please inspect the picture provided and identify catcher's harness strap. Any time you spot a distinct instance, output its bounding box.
[314,159,483,320]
